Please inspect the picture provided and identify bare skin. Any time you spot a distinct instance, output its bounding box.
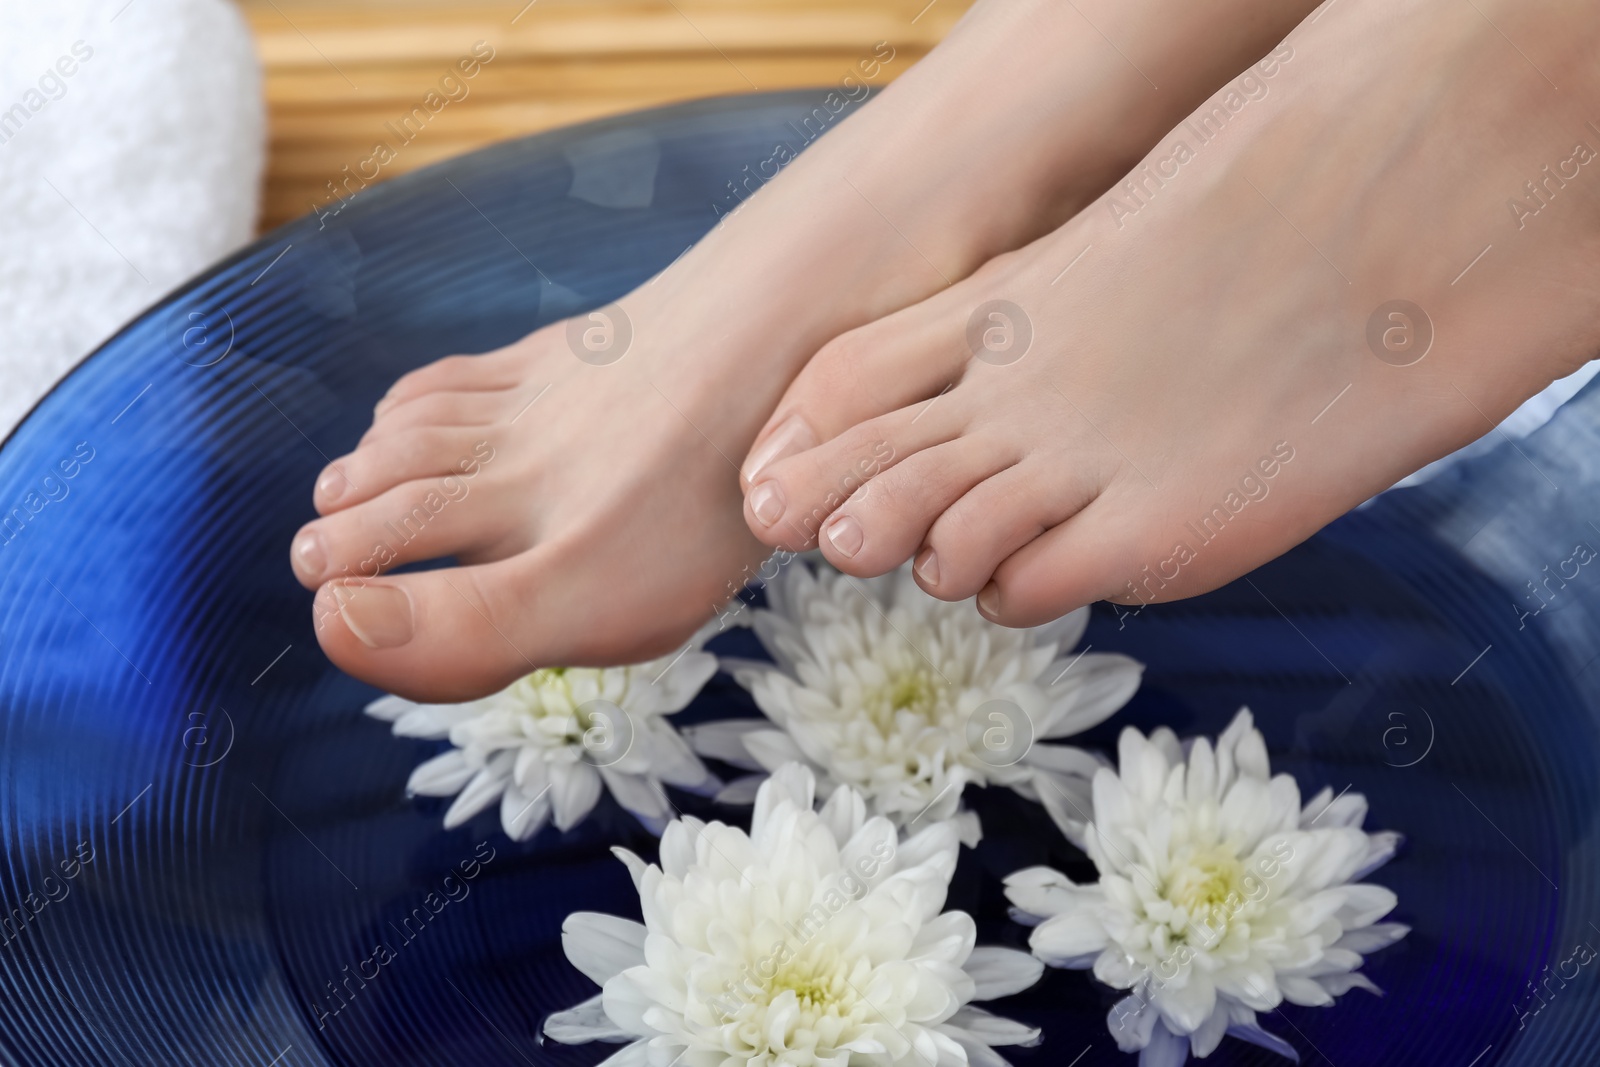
[293,0,1322,701]
[741,0,1600,626]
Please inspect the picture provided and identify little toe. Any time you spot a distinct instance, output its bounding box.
[315,429,497,514]
[815,438,1015,578]
[917,457,1105,602]
[744,402,964,553]
[291,477,517,590]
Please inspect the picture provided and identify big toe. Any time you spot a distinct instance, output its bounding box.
[311,555,640,702]
[313,559,544,702]
[739,297,973,491]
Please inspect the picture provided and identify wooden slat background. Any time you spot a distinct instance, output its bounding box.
[240,0,972,231]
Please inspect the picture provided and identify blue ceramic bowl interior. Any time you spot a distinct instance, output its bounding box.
[0,90,1596,1065]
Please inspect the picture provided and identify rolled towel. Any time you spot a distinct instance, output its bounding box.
[0,0,263,435]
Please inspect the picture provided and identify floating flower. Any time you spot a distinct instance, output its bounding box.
[688,560,1143,845]
[545,762,1046,1067]
[1005,709,1407,1065]
[366,645,719,840]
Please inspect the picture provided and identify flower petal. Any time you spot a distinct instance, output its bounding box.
[1029,909,1108,969]
[1140,1020,1191,1067]
[819,782,867,845]
[500,783,550,841]
[1039,654,1144,738]
[742,729,807,773]
[551,760,605,832]
[1334,883,1400,928]
[600,767,673,835]
[713,773,768,806]
[684,719,768,771]
[638,720,718,794]
[595,1040,653,1067]
[1334,922,1409,954]
[562,912,648,986]
[1317,971,1382,997]
[364,694,414,722]
[933,1024,1011,1067]
[543,993,633,1044]
[406,750,474,797]
[1188,1001,1229,1059]
[1225,1018,1299,1061]
[1155,971,1216,1034]
[1352,830,1403,880]
[442,758,512,828]
[944,1005,1041,1047]
[963,946,1044,1000]
[1021,743,1104,779]
[1109,994,1158,1053]
[645,650,718,713]
[752,762,816,836]
[1034,770,1095,850]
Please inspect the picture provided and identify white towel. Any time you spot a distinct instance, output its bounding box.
[0,0,263,435]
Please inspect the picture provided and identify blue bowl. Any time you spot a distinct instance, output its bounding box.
[0,90,1595,1065]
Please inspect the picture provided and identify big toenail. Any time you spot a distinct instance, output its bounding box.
[825,515,864,558]
[292,531,326,581]
[337,582,414,649]
[915,548,940,585]
[750,482,786,527]
[977,582,1001,618]
[317,469,347,503]
[742,414,817,485]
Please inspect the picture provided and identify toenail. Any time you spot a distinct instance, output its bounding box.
[825,515,864,558]
[292,531,326,582]
[915,548,939,585]
[749,481,786,527]
[317,469,347,503]
[742,414,817,485]
[336,582,414,649]
[977,582,1001,619]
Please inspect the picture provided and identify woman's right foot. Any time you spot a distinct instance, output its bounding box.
[293,0,1323,702]
[740,0,1600,628]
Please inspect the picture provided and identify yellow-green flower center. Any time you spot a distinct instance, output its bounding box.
[1164,845,1247,932]
[866,668,945,730]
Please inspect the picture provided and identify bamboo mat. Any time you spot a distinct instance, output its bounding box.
[240,0,971,231]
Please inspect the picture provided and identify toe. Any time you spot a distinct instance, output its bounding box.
[291,476,519,590]
[312,558,542,702]
[314,429,497,514]
[916,457,1105,602]
[815,438,1016,578]
[741,254,1032,490]
[744,400,964,552]
[976,486,1176,628]
[312,540,711,703]
[740,307,970,489]
[374,351,524,417]
[362,389,517,445]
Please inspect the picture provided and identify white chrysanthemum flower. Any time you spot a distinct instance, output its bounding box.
[545,762,1046,1067]
[687,561,1143,846]
[366,646,719,840]
[1005,709,1407,1066]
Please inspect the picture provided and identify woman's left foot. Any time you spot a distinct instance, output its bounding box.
[741,0,1600,625]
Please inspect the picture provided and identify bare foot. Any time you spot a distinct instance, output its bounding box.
[741,0,1600,627]
[294,0,1324,700]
